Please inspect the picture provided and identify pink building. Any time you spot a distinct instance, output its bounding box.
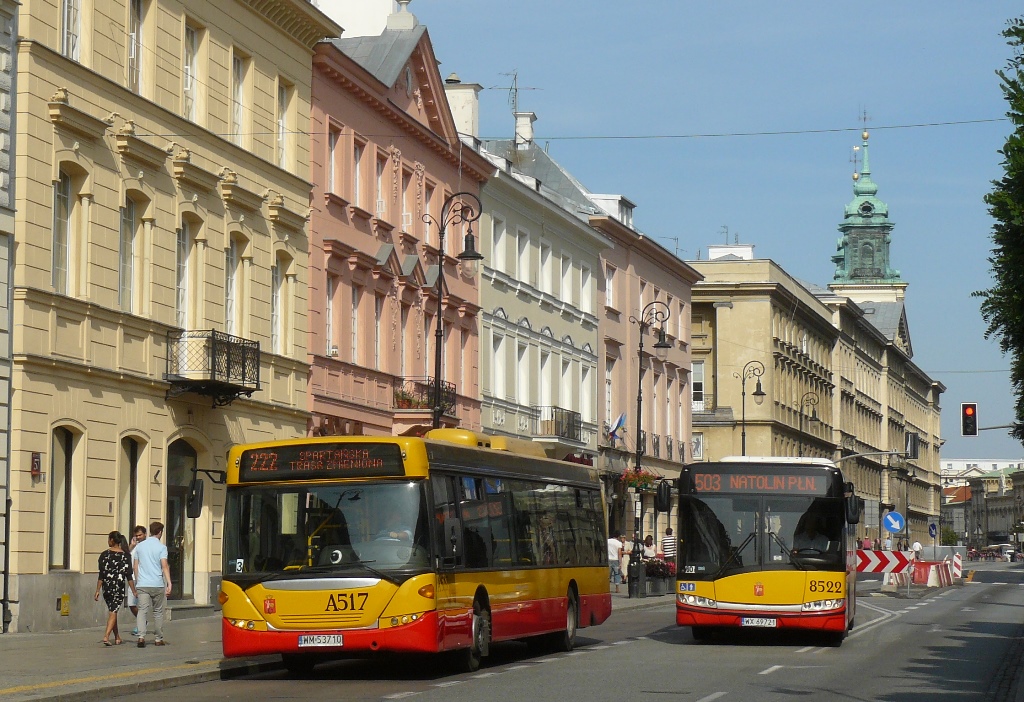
[308,10,491,436]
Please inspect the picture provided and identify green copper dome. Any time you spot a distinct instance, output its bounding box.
[831,130,902,283]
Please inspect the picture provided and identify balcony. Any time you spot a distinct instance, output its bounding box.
[165,330,260,406]
[393,376,456,416]
[638,429,647,456]
[652,433,661,458]
[692,395,713,413]
[666,436,673,461]
[536,406,583,443]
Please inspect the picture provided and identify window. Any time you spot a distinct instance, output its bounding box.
[175,222,191,328]
[118,437,141,535]
[516,342,528,405]
[271,262,282,354]
[351,285,361,363]
[492,216,506,273]
[423,312,432,376]
[540,351,552,407]
[461,329,469,392]
[605,357,614,423]
[401,170,412,232]
[492,333,506,400]
[231,51,247,146]
[400,304,409,375]
[423,184,434,244]
[52,170,71,294]
[374,295,383,370]
[560,358,572,409]
[182,24,198,121]
[61,0,80,60]
[606,264,616,309]
[375,155,387,218]
[353,142,364,208]
[561,255,572,300]
[692,361,705,411]
[119,198,136,312]
[127,0,144,93]
[539,242,551,293]
[49,427,74,569]
[581,265,592,314]
[582,364,593,423]
[225,236,239,335]
[326,127,340,193]
[325,276,335,355]
[277,79,292,169]
[517,230,530,281]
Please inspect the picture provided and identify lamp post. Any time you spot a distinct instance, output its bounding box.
[733,360,766,456]
[423,192,483,429]
[799,391,819,457]
[626,300,671,597]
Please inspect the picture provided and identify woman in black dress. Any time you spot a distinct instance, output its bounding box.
[94,531,136,645]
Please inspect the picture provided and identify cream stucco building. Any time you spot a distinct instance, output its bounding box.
[6,0,338,632]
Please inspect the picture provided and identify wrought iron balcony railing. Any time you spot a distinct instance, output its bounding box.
[666,436,673,461]
[393,376,456,415]
[536,406,582,442]
[638,429,647,455]
[652,433,661,458]
[165,329,260,406]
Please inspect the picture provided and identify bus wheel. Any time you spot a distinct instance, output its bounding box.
[824,628,846,647]
[460,600,491,672]
[551,591,579,652]
[691,626,713,642]
[281,654,317,677]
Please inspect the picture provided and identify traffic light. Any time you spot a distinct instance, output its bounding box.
[961,402,978,436]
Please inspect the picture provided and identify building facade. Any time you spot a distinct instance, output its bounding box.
[308,4,490,438]
[7,0,338,632]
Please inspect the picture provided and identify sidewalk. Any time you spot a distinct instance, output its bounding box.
[0,593,667,702]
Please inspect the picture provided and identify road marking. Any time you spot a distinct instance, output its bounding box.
[383,693,419,700]
[759,665,783,675]
[696,693,728,702]
[0,659,225,697]
[847,600,900,640]
[472,672,500,678]
[431,681,462,688]
[795,646,815,653]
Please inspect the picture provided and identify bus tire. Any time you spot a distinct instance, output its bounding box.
[281,654,317,677]
[824,628,846,647]
[459,599,491,672]
[551,591,579,652]
[691,626,713,641]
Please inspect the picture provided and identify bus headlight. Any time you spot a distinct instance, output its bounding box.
[678,594,717,609]
[801,599,844,612]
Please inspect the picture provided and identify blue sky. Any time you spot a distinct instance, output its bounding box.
[413,1,1022,460]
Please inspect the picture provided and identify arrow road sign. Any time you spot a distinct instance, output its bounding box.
[929,523,937,538]
[856,549,914,573]
[883,511,905,533]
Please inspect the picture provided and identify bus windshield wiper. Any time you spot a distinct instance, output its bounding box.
[714,531,755,576]
[766,529,806,570]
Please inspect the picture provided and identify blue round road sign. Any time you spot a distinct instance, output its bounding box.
[883,511,905,533]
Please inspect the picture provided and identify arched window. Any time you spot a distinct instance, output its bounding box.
[49,427,76,570]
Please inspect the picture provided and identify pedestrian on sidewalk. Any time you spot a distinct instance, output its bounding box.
[607,533,623,593]
[133,520,172,648]
[127,525,146,637]
[662,527,676,565]
[95,531,136,646]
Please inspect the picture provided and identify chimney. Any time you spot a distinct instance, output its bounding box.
[443,73,482,139]
[515,111,536,150]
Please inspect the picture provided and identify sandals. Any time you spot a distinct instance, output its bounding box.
[114,638,123,645]
[102,640,112,647]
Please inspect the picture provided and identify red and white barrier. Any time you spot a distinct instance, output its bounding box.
[912,560,954,587]
[950,553,963,578]
[856,549,914,573]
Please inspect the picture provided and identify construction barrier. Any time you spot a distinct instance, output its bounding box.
[912,560,954,587]
[886,570,911,588]
[950,552,963,578]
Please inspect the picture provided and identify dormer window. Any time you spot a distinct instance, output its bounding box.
[859,202,873,216]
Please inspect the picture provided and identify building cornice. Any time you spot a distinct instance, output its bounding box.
[240,0,341,50]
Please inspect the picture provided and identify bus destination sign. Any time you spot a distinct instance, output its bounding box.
[690,468,826,495]
[239,443,405,482]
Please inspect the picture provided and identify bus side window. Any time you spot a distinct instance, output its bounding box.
[431,474,462,567]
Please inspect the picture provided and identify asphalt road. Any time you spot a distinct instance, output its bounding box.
[114,562,1024,702]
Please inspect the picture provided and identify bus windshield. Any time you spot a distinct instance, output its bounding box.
[680,494,844,577]
[223,481,431,579]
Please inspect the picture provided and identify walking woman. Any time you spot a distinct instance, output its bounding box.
[94,531,137,645]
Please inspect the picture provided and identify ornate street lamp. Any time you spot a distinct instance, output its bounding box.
[626,300,670,597]
[423,192,483,429]
[799,390,820,457]
[733,360,766,456]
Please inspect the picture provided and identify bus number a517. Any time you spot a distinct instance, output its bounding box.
[325,592,368,612]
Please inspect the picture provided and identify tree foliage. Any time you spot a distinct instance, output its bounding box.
[976,16,1024,445]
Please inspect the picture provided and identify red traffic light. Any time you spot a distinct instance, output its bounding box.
[961,402,978,437]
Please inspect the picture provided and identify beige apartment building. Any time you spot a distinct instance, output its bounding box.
[307,4,490,438]
[6,0,338,632]
[689,132,943,545]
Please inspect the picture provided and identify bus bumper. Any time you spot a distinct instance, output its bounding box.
[222,611,442,658]
[676,604,846,632]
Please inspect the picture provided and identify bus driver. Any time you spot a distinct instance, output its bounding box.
[792,513,830,553]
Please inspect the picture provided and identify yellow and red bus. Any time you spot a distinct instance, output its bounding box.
[669,457,860,645]
[216,429,611,672]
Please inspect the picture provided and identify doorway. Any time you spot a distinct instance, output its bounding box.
[167,439,197,600]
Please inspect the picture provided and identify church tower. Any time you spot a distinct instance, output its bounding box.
[829,130,907,303]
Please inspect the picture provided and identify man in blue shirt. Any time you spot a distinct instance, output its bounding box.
[133,520,172,647]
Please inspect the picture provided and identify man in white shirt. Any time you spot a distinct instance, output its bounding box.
[607,534,624,593]
[133,520,173,648]
[912,540,923,560]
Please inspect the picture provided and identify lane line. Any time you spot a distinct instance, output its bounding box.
[696,693,728,702]
[759,665,783,675]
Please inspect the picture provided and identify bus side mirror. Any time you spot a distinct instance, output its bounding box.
[186,478,204,519]
[654,480,672,513]
[846,494,861,525]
